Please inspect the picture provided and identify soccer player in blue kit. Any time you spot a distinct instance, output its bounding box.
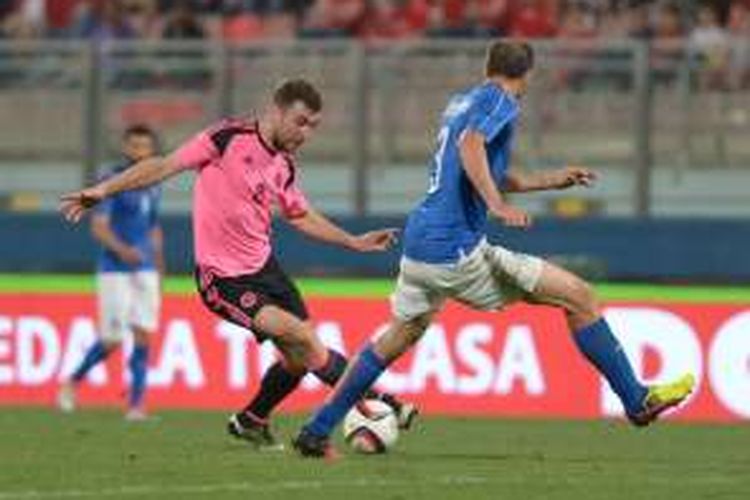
[58,125,164,421]
[293,40,695,457]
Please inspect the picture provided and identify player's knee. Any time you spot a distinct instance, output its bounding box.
[408,314,431,340]
[569,279,599,319]
[400,314,431,348]
[285,321,327,360]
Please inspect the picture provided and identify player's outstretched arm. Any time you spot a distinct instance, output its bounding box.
[459,130,531,228]
[60,156,182,223]
[287,207,398,252]
[504,166,597,193]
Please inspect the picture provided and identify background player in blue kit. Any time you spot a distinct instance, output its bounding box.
[293,40,696,457]
[58,125,164,421]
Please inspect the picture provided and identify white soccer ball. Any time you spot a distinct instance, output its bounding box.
[342,399,399,454]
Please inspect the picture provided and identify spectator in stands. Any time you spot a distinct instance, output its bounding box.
[728,0,750,88]
[423,0,477,37]
[0,0,16,21]
[558,1,597,39]
[598,3,629,39]
[1,0,45,38]
[262,0,306,38]
[653,2,684,41]
[652,3,685,85]
[555,2,598,90]
[220,0,264,40]
[474,0,511,37]
[162,0,205,38]
[123,0,161,39]
[624,2,652,39]
[74,0,136,39]
[690,2,730,89]
[359,0,409,40]
[301,0,365,37]
[46,0,86,36]
[160,0,210,90]
[159,0,222,13]
[508,0,556,38]
[2,11,40,39]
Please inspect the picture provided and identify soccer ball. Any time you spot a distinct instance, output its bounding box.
[342,399,399,454]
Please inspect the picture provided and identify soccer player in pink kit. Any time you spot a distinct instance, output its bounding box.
[61,79,416,448]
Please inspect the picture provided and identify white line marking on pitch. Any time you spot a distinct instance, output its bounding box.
[0,476,489,499]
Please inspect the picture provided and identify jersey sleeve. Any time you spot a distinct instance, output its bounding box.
[171,127,219,171]
[465,91,518,142]
[277,159,310,219]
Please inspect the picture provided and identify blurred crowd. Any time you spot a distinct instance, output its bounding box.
[0,0,747,43]
[0,0,748,91]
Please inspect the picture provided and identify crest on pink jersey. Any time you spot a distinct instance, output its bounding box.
[240,291,258,309]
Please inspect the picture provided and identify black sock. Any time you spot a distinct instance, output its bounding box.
[241,362,304,422]
[313,349,400,410]
[312,349,348,386]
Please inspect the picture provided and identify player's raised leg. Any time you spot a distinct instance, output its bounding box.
[528,261,695,426]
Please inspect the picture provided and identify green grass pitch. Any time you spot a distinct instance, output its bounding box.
[0,273,749,302]
[1,276,748,499]
[0,409,747,500]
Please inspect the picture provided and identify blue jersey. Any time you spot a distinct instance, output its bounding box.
[402,82,519,264]
[95,161,161,272]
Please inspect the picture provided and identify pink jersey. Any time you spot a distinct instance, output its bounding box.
[172,118,309,277]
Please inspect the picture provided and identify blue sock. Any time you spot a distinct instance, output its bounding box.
[128,345,149,409]
[71,341,108,383]
[306,345,387,437]
[574,318,648,415]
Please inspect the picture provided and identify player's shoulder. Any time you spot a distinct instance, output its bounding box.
[206,116,256,134]
[473,83,517,115]
[205,116,258,154]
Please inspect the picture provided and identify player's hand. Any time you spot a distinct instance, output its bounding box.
[556,166,597,189]
[491,204,532,229]
[59,186,107,223]
[116,246,144,266]
[350,228,399,252]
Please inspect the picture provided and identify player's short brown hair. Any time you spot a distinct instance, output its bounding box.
[273,79,323,112]
[123,124,157,141]
[485,40,535,79]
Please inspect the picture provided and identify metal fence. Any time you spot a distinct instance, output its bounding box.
[0,38,749,216]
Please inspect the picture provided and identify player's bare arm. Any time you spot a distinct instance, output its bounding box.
[504,166,597,192]
[459,129,531,228]
[286,206,398,252]
[60,155,182,223]
[90,214,143,265]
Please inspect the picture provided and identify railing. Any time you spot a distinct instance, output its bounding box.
[0,38,748,216]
